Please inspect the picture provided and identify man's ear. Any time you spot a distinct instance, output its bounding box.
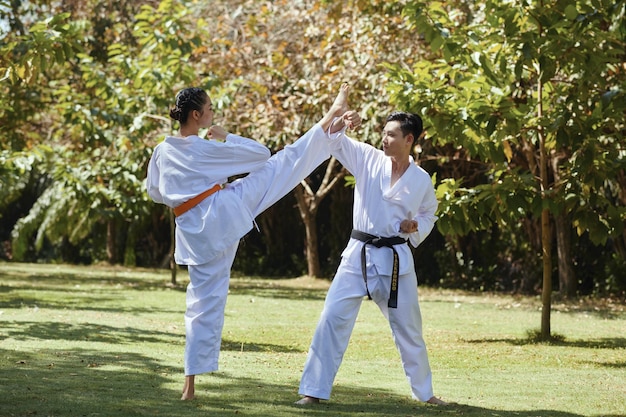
[405,133,414,146]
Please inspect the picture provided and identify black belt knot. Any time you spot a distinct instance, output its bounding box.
[350,230,407,308]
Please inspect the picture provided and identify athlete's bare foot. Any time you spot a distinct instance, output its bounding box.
[295,396,320,405]
[426,396,449,406]
[320,83,350,132]
[181,375,195,400]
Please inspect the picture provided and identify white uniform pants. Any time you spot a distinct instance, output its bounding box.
[184,124,329,376]
[298,259,434,401]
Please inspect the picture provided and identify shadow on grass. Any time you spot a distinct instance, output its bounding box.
[580,360,626,369]
[0,349,580,417]
[463,336,626,350]
[0,270,185,292]
[147,371,607,417]
[1,346,617,417]
[0,286,183,314]
[1,347,187,417]
[0,265,326,312]
[1,320,183,345]
[286,397,600,417]
[221,338,303,353]
[0,349,600,417]
[0,319,301,354]
[1,322,619,417]
[226,276,330,301]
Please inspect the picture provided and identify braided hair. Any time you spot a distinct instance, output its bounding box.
[169,87,209,124]
[386,112,423,146]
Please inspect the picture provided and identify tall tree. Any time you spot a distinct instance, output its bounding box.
[388,0,626,338]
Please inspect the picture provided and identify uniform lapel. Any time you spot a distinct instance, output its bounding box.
[383,156,415,200]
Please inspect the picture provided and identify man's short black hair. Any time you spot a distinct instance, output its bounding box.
[386,112,423,145]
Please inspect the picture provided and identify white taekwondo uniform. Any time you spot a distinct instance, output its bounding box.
[298,127,439,401]
[147,124,329,376]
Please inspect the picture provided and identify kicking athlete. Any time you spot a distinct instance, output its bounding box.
[147,84,358,400]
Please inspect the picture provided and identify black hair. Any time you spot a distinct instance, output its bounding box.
[169,87,209,124]
[386,111,423,145]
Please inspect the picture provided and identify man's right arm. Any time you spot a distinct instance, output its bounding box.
[325,122,374,177]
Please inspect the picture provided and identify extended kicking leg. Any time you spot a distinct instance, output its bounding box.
[233,84,353,217]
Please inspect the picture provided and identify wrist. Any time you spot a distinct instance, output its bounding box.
[329,117,346,135]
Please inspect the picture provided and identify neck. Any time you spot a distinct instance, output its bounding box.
[179,125,199,138]
[391,157,410,175]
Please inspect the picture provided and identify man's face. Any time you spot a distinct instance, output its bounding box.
[382,120,412,159]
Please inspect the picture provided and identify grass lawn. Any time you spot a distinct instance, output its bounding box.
[1,262,624,417]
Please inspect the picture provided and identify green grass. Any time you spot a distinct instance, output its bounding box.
[1,262,624,417]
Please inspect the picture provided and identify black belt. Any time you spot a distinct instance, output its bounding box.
[350,230,407,308]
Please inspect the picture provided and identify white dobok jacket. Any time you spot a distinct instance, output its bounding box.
[326,129,439,277]
[146,134,271,265]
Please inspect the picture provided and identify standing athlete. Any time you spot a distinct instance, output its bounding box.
[296,110,447,406]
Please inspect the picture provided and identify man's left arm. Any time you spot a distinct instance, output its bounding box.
[403,183,438,247]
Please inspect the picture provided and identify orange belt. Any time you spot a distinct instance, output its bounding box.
[173,184,222,217]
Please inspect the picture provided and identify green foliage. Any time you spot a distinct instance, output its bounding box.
[434,171,538,236]
[392,0,625,245]
[9,145,152,261]
[0,11,86,151]
[383,0,626,297]
[0,149,41,216]
[0,12,83,85]
[1,0,624,296]
[1,0,207,262]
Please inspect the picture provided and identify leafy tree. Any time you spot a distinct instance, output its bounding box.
[1,0,206,265]
[186,0,431,276]
[2,0,624,309]
[387,0,626,338]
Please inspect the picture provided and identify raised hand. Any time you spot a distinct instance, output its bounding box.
[399,211,417,233]
[341,110,361,130]
[208,125,229,141]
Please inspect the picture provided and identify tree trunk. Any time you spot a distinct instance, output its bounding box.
[540,208,552,339]
[537,37,552,340]
[551,152,576,298]
[294,185,321,277]
[293,157,346,278]
[555,210,576,297]
[614,171,626,259]
[303,205,321,278]
[123,222,137,267]
[106,218,116,264]
[170,209,177,285]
